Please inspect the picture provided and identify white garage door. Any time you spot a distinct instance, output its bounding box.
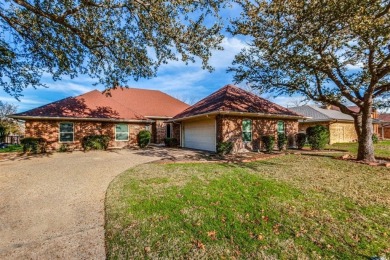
[183,119,216,152]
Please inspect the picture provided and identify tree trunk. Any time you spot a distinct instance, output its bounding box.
[355,104,376,162]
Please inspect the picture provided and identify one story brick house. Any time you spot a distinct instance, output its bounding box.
[170,85,304,152]
[289,105,380,144]
[379,114,390,139]
[10,88,189,150]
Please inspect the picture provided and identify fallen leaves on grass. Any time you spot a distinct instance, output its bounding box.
[273,223,282,235]
[193,240,205,250]
[207,230,217,240]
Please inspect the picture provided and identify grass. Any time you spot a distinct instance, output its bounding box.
[0,144,23,153]
[326,140,390,159]
[105,155,390,259]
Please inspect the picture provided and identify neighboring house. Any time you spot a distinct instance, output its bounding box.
[379,114,390,139]
[289,105,380,144]
[326,105,380,135]
[170,84,303,152]
[10,88,189,150]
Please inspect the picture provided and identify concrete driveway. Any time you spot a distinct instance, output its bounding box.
[0,149,166,259]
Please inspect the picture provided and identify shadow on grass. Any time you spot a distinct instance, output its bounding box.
[298,153,340,159]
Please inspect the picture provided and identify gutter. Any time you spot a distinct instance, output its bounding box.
[301,118,381,125]
[8,115,154,123]
[145,116,173,119]
[300,119,354,123]
[167,111,306,122]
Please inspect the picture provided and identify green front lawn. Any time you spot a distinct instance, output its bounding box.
[105,155,390,259]
[326,140,390,159]
[0,144,23,153]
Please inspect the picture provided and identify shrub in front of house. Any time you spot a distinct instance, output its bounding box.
[58,143,71,152]
[277,133,287,151]
[164,137,179,147]
[81,135,110,151]
[306,125,329,150]
[138,130,151,148]
[20,137,47,153]
[372,133,379,144]
[261,135,275,153]
[295,133,307,150]
[217,141,234,155]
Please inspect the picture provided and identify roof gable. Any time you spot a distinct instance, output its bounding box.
[174,84,301,119]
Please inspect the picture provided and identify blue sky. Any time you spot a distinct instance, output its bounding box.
[0,4,305,113]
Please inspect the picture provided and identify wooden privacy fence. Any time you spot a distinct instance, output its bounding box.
[3,135,23,144]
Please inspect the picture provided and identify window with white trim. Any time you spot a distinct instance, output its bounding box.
[59,122,74,142]
[115,124,129,141]
[242,119,252,142]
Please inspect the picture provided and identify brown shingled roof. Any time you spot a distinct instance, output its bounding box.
[173,84,301,119]
[379,114,390,122]
[105,88,189,118]
[13,88,189,121]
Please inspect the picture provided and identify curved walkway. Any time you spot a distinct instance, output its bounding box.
[0,149,164,259]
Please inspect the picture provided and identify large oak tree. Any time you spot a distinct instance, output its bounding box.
[0,0,225,98]
[229,0,390,162]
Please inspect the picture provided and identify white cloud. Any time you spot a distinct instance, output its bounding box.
[0,74,98,112]
[39,80,97,96]
[128,70,210,102]
[345,62,363,70]
[264,95,314,108]
[0,94,48,112]
[209,37,247,69]
[156,36,248,72]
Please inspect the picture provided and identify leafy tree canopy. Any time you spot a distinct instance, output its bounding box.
[229,0,390,113]
[0,101,21,134]
[0,0,226,98]
[229,0,390,161]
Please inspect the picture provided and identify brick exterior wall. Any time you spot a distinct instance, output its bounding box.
[156,120,167,144]
[215,115,298,153]
[150,120,170,144]
[380,126,390,139]
[24,120,149,150]
[172,123,181,141]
